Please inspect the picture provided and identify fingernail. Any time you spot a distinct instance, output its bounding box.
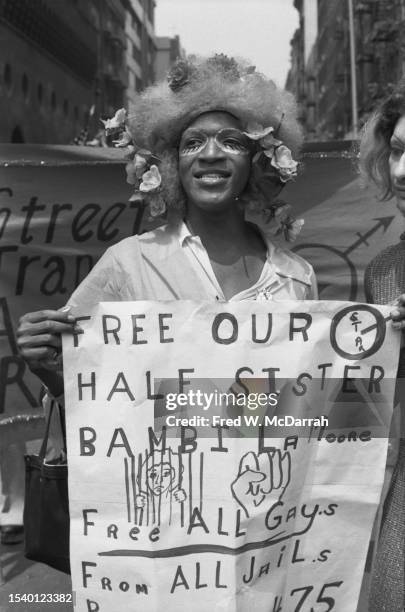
[60,305,71,313]
[74,325,83,332]
[67,315,76,323]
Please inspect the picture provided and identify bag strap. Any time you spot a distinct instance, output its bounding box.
[57,403,67,453]
[38,399,67,460]
[39,399,55,460]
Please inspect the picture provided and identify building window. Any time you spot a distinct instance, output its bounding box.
[22,73,29,100]
[11,125,25,143]
[63,98,69,116]
[133,13,141,37]
[37,83,43,104]
[51,91,57,111]
[148,0,154,24]
[148,36,155,55]
[132,42,141,64]
[136,77,143,92]
[4,63,12,90]
[1,1,98,84]
[84,108,90,124]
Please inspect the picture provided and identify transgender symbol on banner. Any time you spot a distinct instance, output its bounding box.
[292,216,395,301]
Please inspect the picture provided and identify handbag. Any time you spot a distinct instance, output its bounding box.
[24,399,70,574]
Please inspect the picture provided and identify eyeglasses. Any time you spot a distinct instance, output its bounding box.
[179,128,252,157]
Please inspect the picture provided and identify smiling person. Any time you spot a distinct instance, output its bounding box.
[360,79,405,612]
[16,54,317,400]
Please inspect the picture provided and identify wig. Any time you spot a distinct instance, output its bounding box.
[359,79,405,200]
[126,55,303,214]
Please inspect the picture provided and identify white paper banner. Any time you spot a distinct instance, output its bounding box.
[63,300,400,612]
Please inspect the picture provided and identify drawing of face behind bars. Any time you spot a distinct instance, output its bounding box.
[135,448,187,526]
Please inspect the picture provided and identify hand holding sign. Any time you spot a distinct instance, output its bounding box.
[390,293,405,330]
[17,306,83,398]
[231,450,291,518]
[17,307,78,371]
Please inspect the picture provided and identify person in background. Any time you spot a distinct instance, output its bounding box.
[359,78,405,612]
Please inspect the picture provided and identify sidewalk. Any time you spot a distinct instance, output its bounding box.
[0,542,72,612]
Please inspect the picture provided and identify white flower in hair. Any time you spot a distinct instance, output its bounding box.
[287,218,305,241]
[139,165,162,192]
[125,154,148,185]
[270,145,298,182]
[261,132,282,151]
[134,154,148,177]
[148,193,166,217]
[274,214,304,242]
[244,122,296,183]
[113,128,133,147]
[101,108,127,131]
[103,108,167,217]
[243,123,275,140]
[244,122,282,150]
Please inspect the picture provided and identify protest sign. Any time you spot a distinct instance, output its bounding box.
[63,299,400,612]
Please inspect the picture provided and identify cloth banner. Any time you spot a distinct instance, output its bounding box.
[63,299,400,612]
[0,151,143,419]
[0,147,143,526]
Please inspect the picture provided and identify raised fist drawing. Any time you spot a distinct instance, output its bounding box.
[231,450,291,518]
[173,488,187,503]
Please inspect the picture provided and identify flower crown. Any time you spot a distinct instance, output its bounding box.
[102,108,166,217]
[102,55,304,240]
[241,120,303,241]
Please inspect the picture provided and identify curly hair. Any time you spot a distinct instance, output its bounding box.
[359,79,405,200]
[126,55,303,214]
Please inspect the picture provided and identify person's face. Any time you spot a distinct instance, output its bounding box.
[147,462,175,495]
[389,115,405,215]
[178,111,252,214]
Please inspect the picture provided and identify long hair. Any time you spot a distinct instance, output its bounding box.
[359,79,405,200]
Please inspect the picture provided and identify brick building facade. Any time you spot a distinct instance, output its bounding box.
[0,0,157,143]
[287,0,405,140]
